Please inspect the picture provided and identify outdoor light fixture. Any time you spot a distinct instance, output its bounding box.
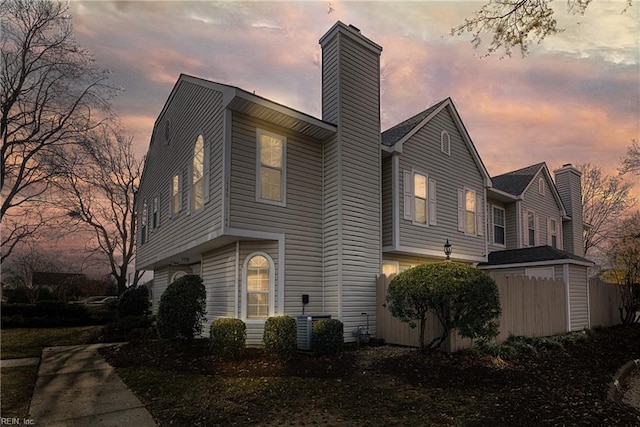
[444,239,452,260]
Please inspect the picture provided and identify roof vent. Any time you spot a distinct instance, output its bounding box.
[348,24,360,33]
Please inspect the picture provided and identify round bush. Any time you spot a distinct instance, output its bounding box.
[312,319,343,355]
[117,285,150,317]
[263,316,297,359]
[157,275,206,340]
[210,318,246,358]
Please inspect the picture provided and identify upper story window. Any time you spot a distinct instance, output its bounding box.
[403,170,437,226]
[457,188,483,237]
[152,196,159,229]
[140,199,148,244]
[440,130,450,155]
[192,135,205,212]
[171,174,181,216]
[493,206,506,246]
[538,177,545,196]
[245,254,272,318]
[257,129,286,205]
[549,218,558,248]
[465,189,476,234]
[528,211,536,246]
[414,173,427,224]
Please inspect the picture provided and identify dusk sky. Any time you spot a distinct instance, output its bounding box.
[69,0,639,196]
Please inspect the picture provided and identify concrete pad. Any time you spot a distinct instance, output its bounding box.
[0,357,40,368]
[28,344,156,427]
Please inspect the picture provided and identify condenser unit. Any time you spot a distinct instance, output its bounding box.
[296,314,331,350]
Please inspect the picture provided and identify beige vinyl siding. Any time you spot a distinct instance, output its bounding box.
[137,80,225,269]
[520,171,563,248]
[202,244,237,325]
[505,203,519,249]
[568,264,589,330]
[151,268,169,314]
[382,156,393,247]
[398,107,485,259]
[322,134,340,319]
[228,113,324,318]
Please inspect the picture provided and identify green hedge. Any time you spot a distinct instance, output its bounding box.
[117,286,150,317]
[0,302,111,328]
[210,318,246,358]
[157,275,207,341]
[263,316,297,359]
[312,319,344,355]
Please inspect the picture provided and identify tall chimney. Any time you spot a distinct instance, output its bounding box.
[554,164,584,256]
[319,22,382,340]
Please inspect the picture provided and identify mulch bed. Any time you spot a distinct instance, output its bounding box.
[101,324,640,426]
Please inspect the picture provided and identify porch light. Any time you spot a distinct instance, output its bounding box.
[444,239,452,260]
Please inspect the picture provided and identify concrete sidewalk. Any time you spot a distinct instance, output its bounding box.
[28,344,156,427]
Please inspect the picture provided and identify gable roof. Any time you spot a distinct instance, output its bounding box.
[381,99,449,147]
[153,74,337,142]
[478,245,593,267]
[490,162,568,217]
[491,162,546,196]
[381,98,491,187]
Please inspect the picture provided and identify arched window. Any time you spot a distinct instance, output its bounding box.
[171,271,187,283]
[244,253,273,318]
[192,135,204,211]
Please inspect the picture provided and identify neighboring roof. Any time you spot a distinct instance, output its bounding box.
[381,99,448,147]
[478,246,593,267]
[491,162,546,197]
[381,98,491,187]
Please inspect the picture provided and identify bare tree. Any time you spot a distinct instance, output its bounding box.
[2,243,63,303]
[54,125,143,295]
[1,0,115,262]
[451,0,632,57]
[620,139,640,176]
[603,212,640,324]
[580,163,636,257]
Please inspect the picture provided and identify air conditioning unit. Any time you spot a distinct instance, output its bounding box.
[296,314,331,350]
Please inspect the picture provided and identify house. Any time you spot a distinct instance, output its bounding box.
[136,21,592,344]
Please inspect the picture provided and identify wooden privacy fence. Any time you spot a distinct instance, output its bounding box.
[589,278,620,328]
[376,273,568,351]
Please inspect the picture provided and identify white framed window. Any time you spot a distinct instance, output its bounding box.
[493,206,506,246]
[403,170,436,226]
[440,130,450,155]
[538,177,545,196]
[257,129,286,205]
[171,174,181,216]
[140,199,148,244]
[458,187,483,236]
[414,173,427,225]
[243,253,274,319]
[549,218,558,248]
[192,135,205,212]
[152,196,159,229]
[528,211,536,246]
[381,261,399,277]
[171,271,187,283]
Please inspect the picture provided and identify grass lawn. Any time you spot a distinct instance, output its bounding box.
[0,325,103,419]
[0,325,102,359]
[102,324,640,426]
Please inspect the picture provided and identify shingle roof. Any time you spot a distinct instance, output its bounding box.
[479,246,593,266]
[381,98,449,147]
[491,162,546,196]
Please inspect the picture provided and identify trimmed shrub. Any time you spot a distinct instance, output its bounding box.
[387,262,501,353]
[210,318,246,358]
[117,285,150,318]
[263,316,297,359]
[312,319,344,355]
[157,275,206,341]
